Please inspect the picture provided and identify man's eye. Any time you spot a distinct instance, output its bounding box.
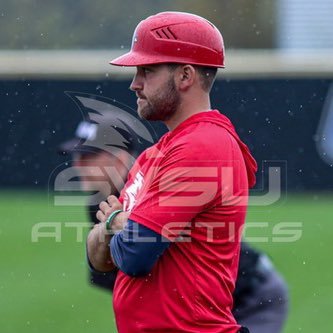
[143,68,151,74]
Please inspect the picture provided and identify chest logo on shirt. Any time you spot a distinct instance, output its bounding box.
[124,171,144,212]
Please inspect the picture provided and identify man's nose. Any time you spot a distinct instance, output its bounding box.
[129,71,143,91]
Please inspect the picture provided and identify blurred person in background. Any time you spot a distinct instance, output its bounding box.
[59,109,288,333]
[233,243,288,332]
[58,108,152,289]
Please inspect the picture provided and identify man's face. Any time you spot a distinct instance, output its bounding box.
[72,151,127,195]
[130,64,181,121]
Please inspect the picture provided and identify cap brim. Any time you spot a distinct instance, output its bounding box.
[110,51,225,68]
[57,138,82,155]
[110,51,162,67]
[57,138,100,155]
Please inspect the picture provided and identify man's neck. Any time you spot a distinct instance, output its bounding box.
[164,97,211,131]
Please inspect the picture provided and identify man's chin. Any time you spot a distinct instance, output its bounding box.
[138,106,153,120]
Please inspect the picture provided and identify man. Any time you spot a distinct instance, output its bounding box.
[61,111,288,333]
[87,12,257,333]
[58,105,154,289]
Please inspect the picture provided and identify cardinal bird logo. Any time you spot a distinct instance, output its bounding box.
[65,92,157,162]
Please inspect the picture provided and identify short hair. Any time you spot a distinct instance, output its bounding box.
[168,64,217,93]
[194,66,217,92]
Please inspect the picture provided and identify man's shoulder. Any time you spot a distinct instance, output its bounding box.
[172,121,234,152]
[156,111,242,162]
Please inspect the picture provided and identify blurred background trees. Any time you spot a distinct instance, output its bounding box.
[0,0,276,49]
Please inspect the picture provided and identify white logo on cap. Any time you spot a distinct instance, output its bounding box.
[76,121,98,141]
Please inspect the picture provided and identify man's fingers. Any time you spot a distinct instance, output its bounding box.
[96,210,106,223]
[107,195,118,205]
[99,201,111,214]
[97,196,122,222]
[107,195,123,210]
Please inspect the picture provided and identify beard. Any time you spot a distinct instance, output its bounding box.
[137,76,180,121]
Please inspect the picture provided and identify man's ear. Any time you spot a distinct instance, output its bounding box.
[176,65,196,91]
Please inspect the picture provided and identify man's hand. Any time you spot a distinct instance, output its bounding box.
[87,223,115,272]
[96,195,129,233]
[87,195,129,272]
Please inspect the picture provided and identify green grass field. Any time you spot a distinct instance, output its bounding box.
[0,191,332,332]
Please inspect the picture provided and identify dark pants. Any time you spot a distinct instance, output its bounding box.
[234,268,288,333]
[239,327,250,333]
